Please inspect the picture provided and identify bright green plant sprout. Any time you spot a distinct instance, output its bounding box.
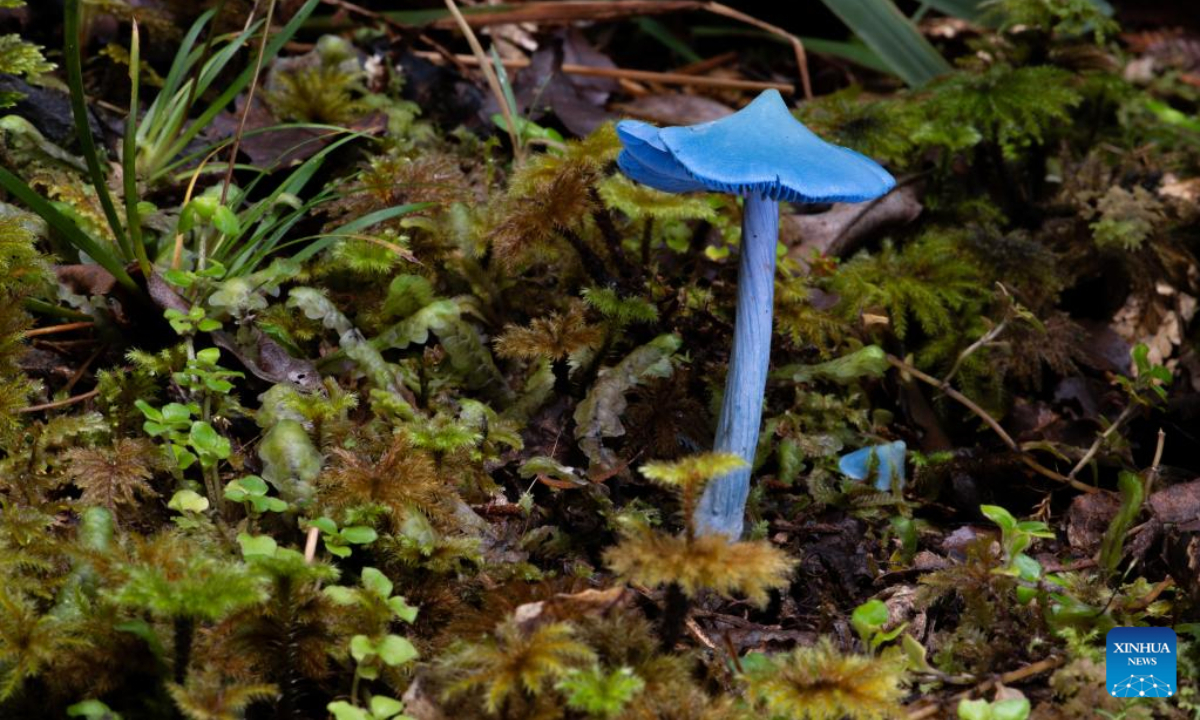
[979,504,1055,603]
[1116,343,1172,405]
[163,306,222,336]
[306,516,378,558]
[957,697,1031,720]
[851,599,907,654]
[136,400,204,471]
[328,695,414,720]
[225,476,288,516]
[66,699,122,719]
[323,568,419,707]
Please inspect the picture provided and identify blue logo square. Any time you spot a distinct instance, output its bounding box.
[1106,627,1177,698]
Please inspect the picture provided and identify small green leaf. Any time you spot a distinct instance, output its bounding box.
[327,700,370,720]
[350,634,375,662]
[980,505,1017,534]
[991,698,1031,720]
[325,543,351,558]
[369,696,405,719]
[957,698,991,720]
[239,475,269,495]
[168,489,209,513]
[196,347,221,364]
[388,596,419,623]
[340,526,378,545]
[189,421,230,459]
[361,567,393,598]
[851,599,889,641]
[213,205,240,236]
[309,516,338,534]
[375,634,418,666]
[134,399,162,422]
[67,699,121,719]
[238,533,277,558]
[324,586,357,605]
[161,403,195,424]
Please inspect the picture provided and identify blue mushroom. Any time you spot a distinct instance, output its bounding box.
[838,440,908,492]
[616,89,895,539]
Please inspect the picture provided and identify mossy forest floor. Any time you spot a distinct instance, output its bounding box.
[1,1,1199,718]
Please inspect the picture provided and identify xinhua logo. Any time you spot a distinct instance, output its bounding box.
[1106,627,1176,698]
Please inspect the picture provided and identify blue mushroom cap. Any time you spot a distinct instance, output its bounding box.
[617,89,895,203]
[838,440,907,492]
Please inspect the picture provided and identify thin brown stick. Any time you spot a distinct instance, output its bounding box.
[63,345,105,394]
[443,0,523,163]
[412,51,794,93]
[18,388,100,413]
[673,51,738,76]
[703,2,812,99]
[1066,403,1138,481]
[425,1,703,28]
[220,0,277,206]
[887,354,1100,494]
[414,1,812,99]
[1123,576,1173,612]
[23,321,94,338]
[906,656,1064,720]
[1144,427,1166,499]
[888,354,1019,450]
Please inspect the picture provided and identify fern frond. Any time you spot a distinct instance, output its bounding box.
[64,438,163,515]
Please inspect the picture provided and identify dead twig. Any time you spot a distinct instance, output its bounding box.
[411,51,794,93]
[443,0,523,164]
[417,1,812,99]
[220,0,277,206]
[886,354,1100,494]
[23,321,94,338]
[18,388,100,413]
[702,2,812,99]
[1065,403,1139,482]
[906,656,1065,720]
[63,344,105,395]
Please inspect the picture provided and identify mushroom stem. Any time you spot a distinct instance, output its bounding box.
[695,193,778,539]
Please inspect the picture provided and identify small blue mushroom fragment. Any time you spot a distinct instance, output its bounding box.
[838,440,908,492]
[616,89,895,539]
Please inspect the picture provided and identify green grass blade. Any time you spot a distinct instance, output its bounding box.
[820,0,952,87]
[161,0,321,175]
[124,22,152,279]
[0,166,137,291]
[23,298,94,321]
[918,0,986,22]
[292,202,432,263]
[64,0,130,256]
[798,37,892,76]
[158,10,214,103]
